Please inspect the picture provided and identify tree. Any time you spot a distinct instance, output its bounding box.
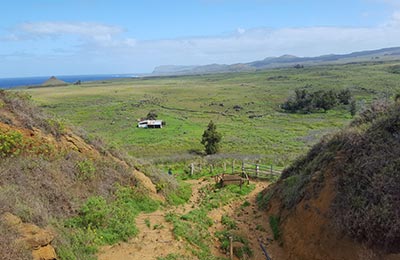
[146,111,158,120]
[337,89,352,105]
[201,121,222,155]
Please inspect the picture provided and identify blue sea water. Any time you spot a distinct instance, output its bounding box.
[0,74,137,89]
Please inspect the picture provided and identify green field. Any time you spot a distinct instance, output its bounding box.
[26,61,400,165]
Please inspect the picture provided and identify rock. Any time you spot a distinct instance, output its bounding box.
[18,228,55,249]
[1,212,57,259]
[1,212,22,226]
[32,245,57,260]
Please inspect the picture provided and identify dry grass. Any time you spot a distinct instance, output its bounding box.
[0,222,31,260]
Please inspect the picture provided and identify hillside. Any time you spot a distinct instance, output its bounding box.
[258,100,400,260]
[42,76,68,87]
[152,46,400,76]
[0,90,178,260]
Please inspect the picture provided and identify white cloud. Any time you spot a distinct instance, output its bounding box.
[2,13,400,76]
[4,22,136,48]
[19,22,122,38]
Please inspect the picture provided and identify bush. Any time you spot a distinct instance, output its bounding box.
[0,130,24,157]
[76,159,96,180]
[67,186,159,246]
[281,88,353,113]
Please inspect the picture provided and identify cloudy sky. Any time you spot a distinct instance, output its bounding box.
[1,0,400,77]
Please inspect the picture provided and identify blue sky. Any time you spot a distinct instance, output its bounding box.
[1,0,400,77]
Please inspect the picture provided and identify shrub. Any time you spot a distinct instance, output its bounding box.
[146,111,158,120]
[0,130,24,157]
[67,186,159,246]
[76,159,96,180]
[281,88,352,113]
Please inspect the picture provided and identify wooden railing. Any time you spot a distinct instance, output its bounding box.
[187,160,283,179]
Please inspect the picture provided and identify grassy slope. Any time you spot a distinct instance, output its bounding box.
[27,61,400,165]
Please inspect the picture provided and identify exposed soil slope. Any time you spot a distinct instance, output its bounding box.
[260,101,400,260]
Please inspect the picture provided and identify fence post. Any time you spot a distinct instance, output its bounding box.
[241,161,245,176]
[190,163,194,175]
[232,160,235,174]
[256,164,259,178]
[270,165,273,175]
[210,164,213,174]
[224,162,226,172]
[229,236,233,260]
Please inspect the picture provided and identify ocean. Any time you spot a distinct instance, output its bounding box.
[0,74,138,89]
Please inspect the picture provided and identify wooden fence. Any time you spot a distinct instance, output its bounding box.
[240,162,282,179]
[188,160,282,179]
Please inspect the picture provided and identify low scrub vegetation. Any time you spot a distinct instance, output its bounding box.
[264,99,400,253]
[281,88,352,113]
[59,186,159,259]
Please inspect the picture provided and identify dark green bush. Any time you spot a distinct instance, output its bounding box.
[281,88,353,113]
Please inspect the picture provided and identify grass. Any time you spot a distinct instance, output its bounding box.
[166,183,254,259]
[60,185,160,259]
[25,61,400,165]
[269,215,281,241]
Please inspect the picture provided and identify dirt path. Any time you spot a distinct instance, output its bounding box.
[98,179,209,260]
[98,179,284,260]
[209,180,285,260]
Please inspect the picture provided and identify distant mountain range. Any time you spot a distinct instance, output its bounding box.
[151,47,400,76]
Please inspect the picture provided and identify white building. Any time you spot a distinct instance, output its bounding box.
[137,120,163,128]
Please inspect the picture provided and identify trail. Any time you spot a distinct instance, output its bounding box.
[98,179,209,260]
[98,179,283,260]
[208,180,286,260]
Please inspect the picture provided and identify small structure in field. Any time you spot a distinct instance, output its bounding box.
[137,119,163,128]
[215,173,249,188]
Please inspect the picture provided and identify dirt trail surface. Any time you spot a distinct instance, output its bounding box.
[98,179,283,260]
[209,180,285,260]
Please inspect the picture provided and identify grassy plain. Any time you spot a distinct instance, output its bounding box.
[27,61,400,166]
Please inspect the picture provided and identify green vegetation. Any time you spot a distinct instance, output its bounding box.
[144,218,151,228]
[0,130,24,157]
[4,60,400,258]
[201,120,222,155]
[269,215,281,241]
[166,183,254,259]
[281,88,352,113]
[61,186,159,258]
[166,180,192,205]
[221,215,238,229]
[157,254,192,260]
[215,229,253,259]
[25,61,400,164]
[76,159,96,180]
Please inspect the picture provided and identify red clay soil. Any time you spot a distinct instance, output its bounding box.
[268,173,400,260]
